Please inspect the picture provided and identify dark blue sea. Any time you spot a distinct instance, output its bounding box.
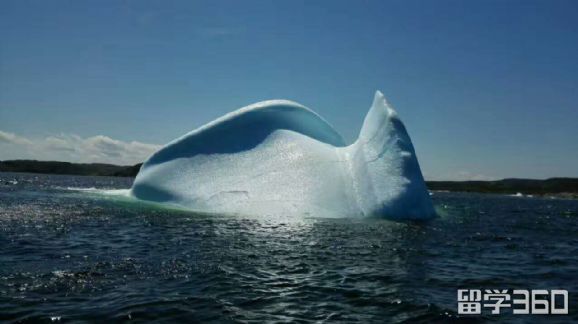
[1,172,577,323]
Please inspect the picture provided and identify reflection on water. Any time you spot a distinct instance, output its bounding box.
[0,172,577,322]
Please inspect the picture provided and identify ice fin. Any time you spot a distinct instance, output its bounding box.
[349,91,435,219]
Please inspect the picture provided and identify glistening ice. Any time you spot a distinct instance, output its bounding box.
[131,91,435,220]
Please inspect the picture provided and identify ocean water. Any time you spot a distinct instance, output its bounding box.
[1,172,577,323]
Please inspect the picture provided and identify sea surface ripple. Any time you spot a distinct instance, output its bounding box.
[1,173,577,323]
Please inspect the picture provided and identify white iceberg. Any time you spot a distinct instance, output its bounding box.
[131,91,435,220]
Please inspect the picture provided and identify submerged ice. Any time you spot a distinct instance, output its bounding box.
[131,91,435,220]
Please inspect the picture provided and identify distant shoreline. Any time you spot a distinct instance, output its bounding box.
[1,159,577,198]
[0,160,142,177]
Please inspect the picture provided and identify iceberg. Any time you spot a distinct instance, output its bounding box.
[131,91,435,220]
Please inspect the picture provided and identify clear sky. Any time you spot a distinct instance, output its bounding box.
[1,0,577,180]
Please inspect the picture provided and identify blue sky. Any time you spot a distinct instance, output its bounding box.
[1,0,577,180]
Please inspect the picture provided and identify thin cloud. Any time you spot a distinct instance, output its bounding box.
[454,171,496,181]
[0,130,33,146]
[196,27,241,38]
[0,130,161,165]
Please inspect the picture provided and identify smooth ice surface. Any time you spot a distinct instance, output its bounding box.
[131,91,435,220]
